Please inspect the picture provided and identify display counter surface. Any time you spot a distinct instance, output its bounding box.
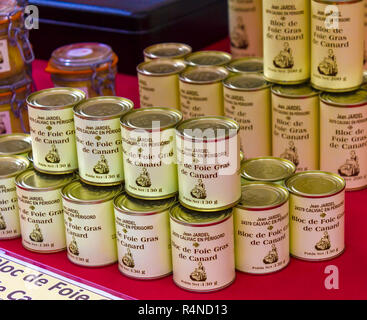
[1,39,366,300]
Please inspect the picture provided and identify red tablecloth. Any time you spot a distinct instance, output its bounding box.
[1,39,367,300]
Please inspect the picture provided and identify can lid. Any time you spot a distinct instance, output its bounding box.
[272,83,319,98]
[176,116,239,140]
[285,171,345,198]
[223,74,269,91]
[73,96,133,120]
[50,42,113,70]
[27,87,86,110]
[241,157,296,182]
[15,169,74,191]
[114,192,176,215]
[137,59,186,76]
[0,156,29,178]
[170,203,232,226]
[226,57,263,74]
[27,151,33,163]
[143,43,192,60]
[0,134,32,155]
[184,51,232,67]
[179,66,228,84]
[61,180,121,204]
[320,90,367,107]
[120,107,182,130]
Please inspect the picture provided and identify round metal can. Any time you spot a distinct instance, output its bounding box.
[137,59,186,109]
[27,150,33,166]
[311,0,364,92]
[120,107,182,200]
[184,51,232,67]
[0,155,29,239]
[320,90,367,190]
[226,57,264,74]
[179,66,229,119]
[143,43,192,62]
[271,84,320,171]
[234,182,289,274]
[61,180,121,267]
[169,204,235,292]
[176,116,241,212]
[15,169,74,253]
[223,73,271,158]
[27,87,86,175]
[0,133,31,157]
[241,156,296,185]
[286,171,345,261]
[73,96,133,186]
[228,0,263,58]
[114,193,176,279]
[263,0,310,84]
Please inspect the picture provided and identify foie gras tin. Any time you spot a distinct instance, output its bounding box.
[184,51,232,67]
[0,133,32,157]
[143,43,192,62]
[226,57,264,74]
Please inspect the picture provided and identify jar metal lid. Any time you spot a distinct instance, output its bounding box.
[0,155,29,178]
[61,179,121,204]
[185,51,232,67]
[15,169,75,191]
[179,66,229,84]
[176,116,240,140]
[226,57,263,74]
[224,74,269,91]
[137,59,186,77]
[241,157,296,182]
[27,87,86,110]
[73,96,133,120]
[114,192,177,216]
[272,83,319,99]
[237,182,289,210]
[320,90,367,107]
[120,107,182,131]
[170,203,232,226]
[143,43,192,60]
[285,171,346,198]
[0,133,32,155]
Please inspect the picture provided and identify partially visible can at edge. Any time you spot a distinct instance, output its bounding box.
[15,169,74,253]
[0,133,32,157]
[0,155,29,239]
[137,59,186,109]
[184,51,232,67]
[234,182,289,274]
[223,73,271,158]
[73,96,133,186]
[61,180,121,267]
[271,83,320,172]
[170,203,235,293]
[286,171,345,261]
[226,57,264,74]
[26,87,86,174]
[143,43,192,62]
[114,193,176,279]
[179,66,229,119]
[320,90,367,191]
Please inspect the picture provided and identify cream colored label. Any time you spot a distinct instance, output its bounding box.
[290,192,345,260]
[311,0,364,90]
[0,39,10,73]
[179,82,224,120]
[234,203,289,274]
[170,216,235,292]
[0,177,20,239]
[320,102,367,190]
[138,73,180,109]
[228,0,263,58]
[121,126,178,198]
[63,200,117,267]
[17,188,66,252]
[75,116,123,184]
[224,87,271,158]
[28,107,78,172]
[176,134,241,210]
[263,0,310,82]
[115,210,172,279]
[272,94,319,171]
